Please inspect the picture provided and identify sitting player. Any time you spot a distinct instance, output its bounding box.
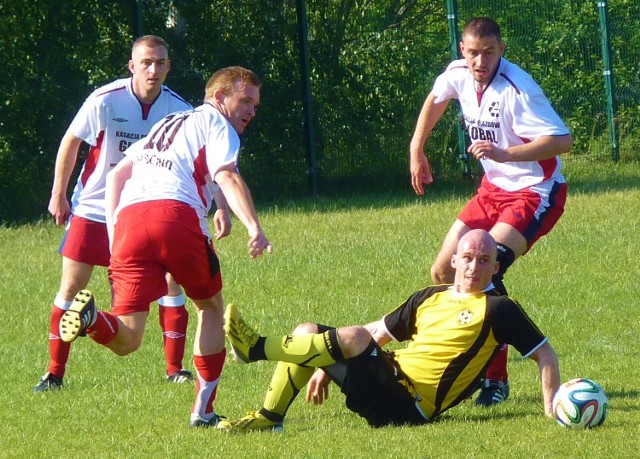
[218,230,560,432]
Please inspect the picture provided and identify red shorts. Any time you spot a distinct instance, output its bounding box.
[59,215,110,267]
[458,177,567,251]
[109,200,222,315]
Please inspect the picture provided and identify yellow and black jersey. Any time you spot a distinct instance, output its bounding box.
[383,284,546,418]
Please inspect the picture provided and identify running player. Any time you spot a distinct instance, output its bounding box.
[58,66,272,428]
[408,17,572,406]
[34,35,196,393]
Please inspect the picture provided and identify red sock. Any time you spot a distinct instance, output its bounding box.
[192,350,226,418]
[485,344,509,382]
[158,303,189,375]
[86,311,119,345]
[48,305,70,378]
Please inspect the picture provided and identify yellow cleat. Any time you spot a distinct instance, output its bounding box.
[217,411,284,433]
[224,304,260,364]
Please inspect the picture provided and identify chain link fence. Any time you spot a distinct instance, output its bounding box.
[451,0,638,164]
[307,0,640,195]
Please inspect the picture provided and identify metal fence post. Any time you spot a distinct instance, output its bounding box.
[597,0,620,161]
[446,0,470,175]
[132,0,144,37]
[296,0,318,197]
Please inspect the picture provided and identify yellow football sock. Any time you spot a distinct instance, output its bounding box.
[263,362,315,417]
[263,331,337,367]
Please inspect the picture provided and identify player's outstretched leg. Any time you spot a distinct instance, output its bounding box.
[59,290,97,343]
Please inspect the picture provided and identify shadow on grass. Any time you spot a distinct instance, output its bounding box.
[5,160,637,225]
[433,409,531,424]
[563,158,640,195]
[602,388,640,413]
[256,160,640,214]
[257,177,479,214]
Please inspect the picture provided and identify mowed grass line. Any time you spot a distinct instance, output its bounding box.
[1,161,639,458]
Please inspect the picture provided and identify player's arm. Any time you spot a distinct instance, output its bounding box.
[213,165,272,258]
[408,92,450,195]
[211,183,232,240]
[48,131,84,225]
[528,341,561,417]
[105,157,133,250]
[492,296,560,417]
[468,134,573,163]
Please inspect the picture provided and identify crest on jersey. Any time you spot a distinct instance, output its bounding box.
[488,101,500,118]
[457,309,473,325]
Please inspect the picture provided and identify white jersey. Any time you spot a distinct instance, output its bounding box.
[431,58,569,191]
[116,103,240,238]
[68,78,192,222]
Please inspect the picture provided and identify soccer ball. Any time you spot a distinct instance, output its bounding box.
[552,378,608,429]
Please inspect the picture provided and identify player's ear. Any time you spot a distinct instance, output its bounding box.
[493,260,500,275]
[214,88,226,104]
[128,60,135,75]
[451,254,457,269]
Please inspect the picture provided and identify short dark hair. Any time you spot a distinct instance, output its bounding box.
[204,66,262,100]
[462,17,502,42]
[132,35,169,54]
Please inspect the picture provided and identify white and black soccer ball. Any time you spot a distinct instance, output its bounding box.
[552,378,608,429]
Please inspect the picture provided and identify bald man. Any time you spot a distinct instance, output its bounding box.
[219,229,561,432]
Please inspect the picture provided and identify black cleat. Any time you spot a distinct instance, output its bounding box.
[33,372,64,393]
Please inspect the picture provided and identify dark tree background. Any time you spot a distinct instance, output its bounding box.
[1,0,638,224]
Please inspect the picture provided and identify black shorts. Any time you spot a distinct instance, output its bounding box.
[325,342,428,428]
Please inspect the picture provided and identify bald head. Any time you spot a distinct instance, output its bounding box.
[458,230,497,259]
[452,230,499,293]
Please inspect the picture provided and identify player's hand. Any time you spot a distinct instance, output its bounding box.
[247,230,273,259]
[213,208,232,240]
[48,195,71,226]
[409,152,433,195]
[467,141,510,163]
[306,368,331,405]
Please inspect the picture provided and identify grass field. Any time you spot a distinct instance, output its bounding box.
[1,160,639,458]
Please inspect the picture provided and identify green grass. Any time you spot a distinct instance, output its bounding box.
[1,160,639,458]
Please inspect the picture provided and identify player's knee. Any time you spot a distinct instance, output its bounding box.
[337,326,372,358]
[111,340,141,356]
[293,322,320,335]
[109,331,144,356]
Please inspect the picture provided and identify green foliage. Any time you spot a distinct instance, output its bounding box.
[1,161,640,456]
[309,1,451,190]
[0,0,133,223]
[1,0,639,224]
